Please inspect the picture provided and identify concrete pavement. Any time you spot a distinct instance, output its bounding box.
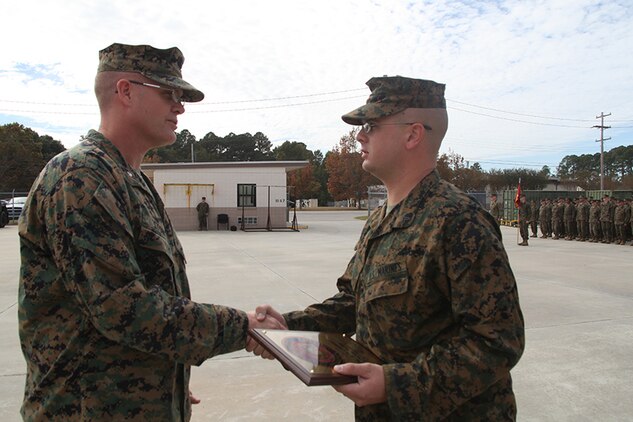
[1,210,632,421]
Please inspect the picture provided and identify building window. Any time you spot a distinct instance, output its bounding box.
[238,184,256,207]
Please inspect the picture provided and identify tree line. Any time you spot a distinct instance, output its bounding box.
[1,122,631,204]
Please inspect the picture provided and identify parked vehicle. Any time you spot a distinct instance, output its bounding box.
[3,196,27,220]
[0,200,8,228]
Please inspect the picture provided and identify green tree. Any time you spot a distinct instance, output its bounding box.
[325,129,378,208]
[437,150,487,191]
[273,141,314,161]
[0,123,65,191]
[311,149,332,205]
[145,129,197,162]
[273,141,321,206]
[487,168,548,191]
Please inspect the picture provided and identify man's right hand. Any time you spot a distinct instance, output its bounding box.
[245,305,288,359]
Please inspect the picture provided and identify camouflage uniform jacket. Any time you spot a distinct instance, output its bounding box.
[538,203,549,221]
[518,202,531,222]
[284,171,525,421]
[589,203,601,223]
[18,130,249,421]
[563,203,576,222]
[577,202,590,221]
[529,202,539,223]
[614,205,627,224]
[600,201,615,222]
[489,200,503,221]
[552,203,564,221]
[196,201,209,216]
[543,203,552,221]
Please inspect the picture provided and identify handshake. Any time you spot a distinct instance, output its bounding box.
[243,305,387,407]
[245,304,287,359]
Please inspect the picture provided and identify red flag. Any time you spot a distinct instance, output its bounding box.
[514,179,522,208]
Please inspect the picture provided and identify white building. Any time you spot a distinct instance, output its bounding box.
[141,161,309,231]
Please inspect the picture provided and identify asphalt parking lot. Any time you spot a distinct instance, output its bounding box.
[1,210,632,421]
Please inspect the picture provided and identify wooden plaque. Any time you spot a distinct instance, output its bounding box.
[248,328,382,386]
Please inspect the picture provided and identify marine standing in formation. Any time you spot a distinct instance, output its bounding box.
[563,197,576,240]
[529,199,539,238]
[518,194,531,246]
[513,195,631,245]
[251,75,525,420]
[539,198,552,238]
[600,195,615,243]
[576,197,590,241]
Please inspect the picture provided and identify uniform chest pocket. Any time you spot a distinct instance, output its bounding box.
[136,226,179,293]
[138,226,171,255]
[362,262,409,303]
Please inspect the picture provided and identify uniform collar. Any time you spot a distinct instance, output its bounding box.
[366,170,440,239]
[84,129,149,191]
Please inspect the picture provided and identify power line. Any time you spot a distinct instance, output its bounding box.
[447,99,595,122]
[0,88,368,107]
[187,95,367,113]
[197,88,367,104]
[447,106,591,128]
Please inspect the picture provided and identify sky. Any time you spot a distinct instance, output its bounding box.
[1,0,632,171]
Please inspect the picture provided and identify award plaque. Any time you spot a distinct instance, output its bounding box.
[248,328,382,386]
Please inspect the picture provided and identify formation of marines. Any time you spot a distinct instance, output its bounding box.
[491,194,633,246]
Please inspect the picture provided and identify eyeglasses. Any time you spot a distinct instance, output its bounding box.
[361,121,432,134]
[128,80,185,104]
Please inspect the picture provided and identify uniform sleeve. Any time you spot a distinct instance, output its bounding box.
[383,212,525,420]
[45,169,248,365]
[283,257,357,334]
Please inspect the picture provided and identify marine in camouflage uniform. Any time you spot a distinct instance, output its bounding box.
[576,197,590,241]
[614,199,628,245]
[258,76,525,421]
[538,199,550,238]
[551,199,564,239]
[18,43,280,421]
[589,200,602,242]
[489,194,503,225]
[563,198,576,240]
[517,195,531,246]
[196,197,210,230]
[529,199,539,237]
[600,195,615,243]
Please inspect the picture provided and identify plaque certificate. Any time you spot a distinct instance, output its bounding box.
[248,328,382,386]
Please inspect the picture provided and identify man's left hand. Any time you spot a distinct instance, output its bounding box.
[332,363,387,407]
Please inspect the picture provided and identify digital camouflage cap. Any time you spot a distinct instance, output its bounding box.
[98,43,204,102]
[342,76,445,125]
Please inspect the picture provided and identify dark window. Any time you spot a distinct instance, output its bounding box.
[238,184,256,207]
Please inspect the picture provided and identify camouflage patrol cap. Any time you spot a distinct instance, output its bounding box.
[98,43,204,102]
[342,76,446,125]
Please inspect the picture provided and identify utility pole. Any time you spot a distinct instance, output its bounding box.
[593,112,611,190]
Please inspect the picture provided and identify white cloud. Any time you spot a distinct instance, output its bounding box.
[1,0,632,169]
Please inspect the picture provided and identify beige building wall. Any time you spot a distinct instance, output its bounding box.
[143,162,307,231]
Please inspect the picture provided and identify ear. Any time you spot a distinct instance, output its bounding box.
[114,79,133,104]
[404,123,426,150]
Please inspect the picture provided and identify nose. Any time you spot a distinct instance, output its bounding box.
[174,102,185,115]
[356,129,367,144]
